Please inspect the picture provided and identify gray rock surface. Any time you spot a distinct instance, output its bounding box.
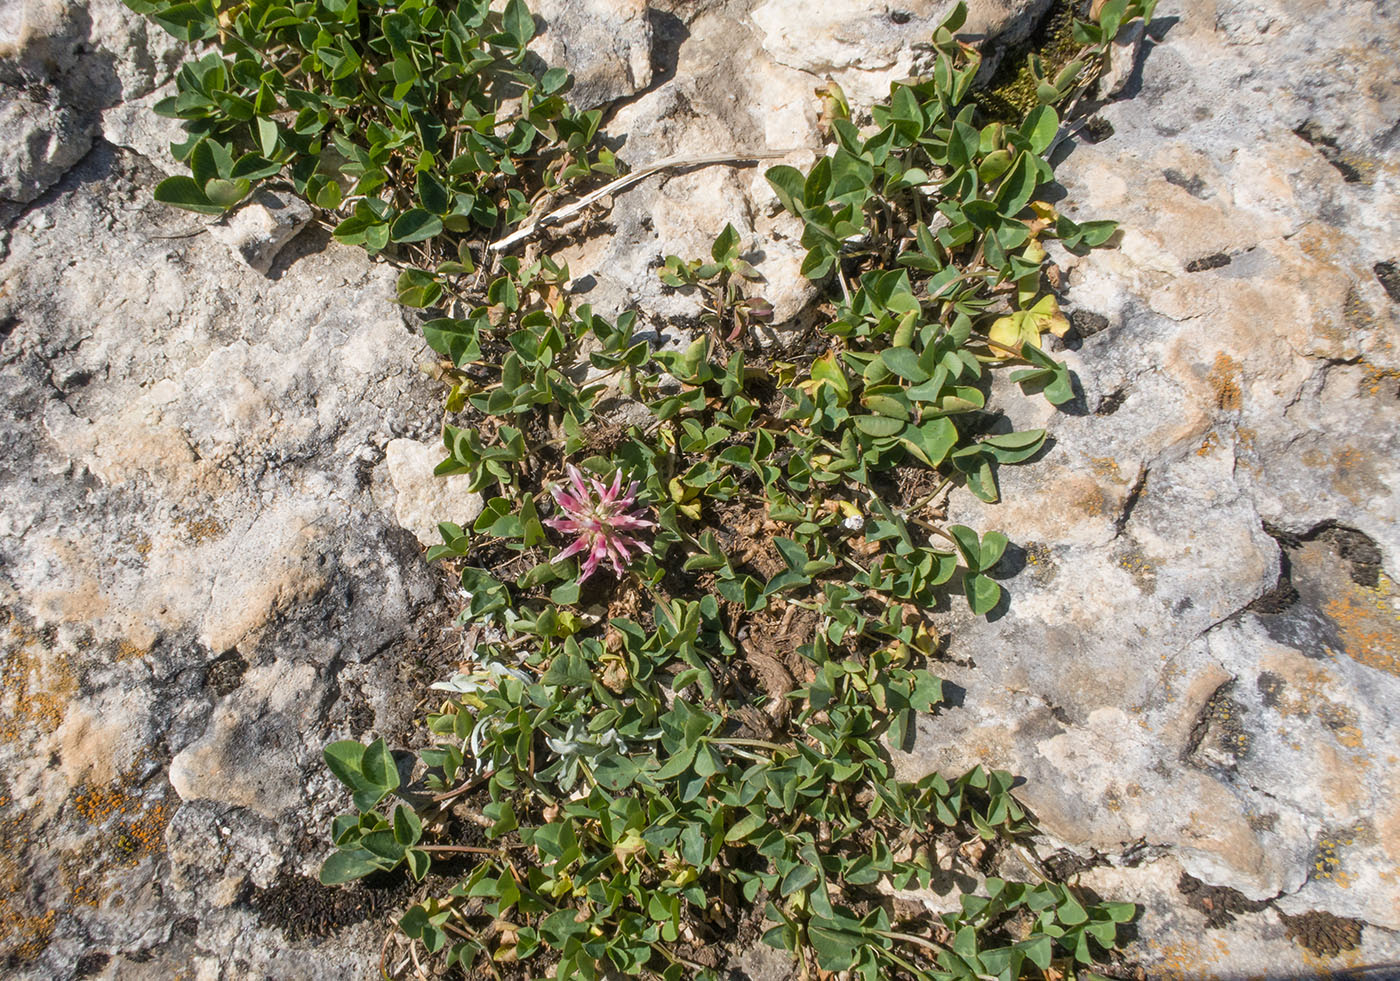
[0,141,453,976]
[751,0,1049,105]
[383,437,486,548]
[904,0,1400,973]
[0,0,185,206]
[207,189,314,274]
[2,0,1399,978]
[529,0,654,109]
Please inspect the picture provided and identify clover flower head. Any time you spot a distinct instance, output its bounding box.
[545,465,656,583]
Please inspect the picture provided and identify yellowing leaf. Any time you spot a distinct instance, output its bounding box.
[796,350,851,404]
[1028,293,1071,338]
[988,315,1032,354]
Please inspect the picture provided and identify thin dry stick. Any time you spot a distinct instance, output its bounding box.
[488,148,802,252]
[420,843,524,854]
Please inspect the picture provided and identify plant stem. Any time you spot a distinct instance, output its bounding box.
[881,946,939,981]
[874,928,955,956]
[431,773,488,804]
[908,475,954,515]
[421,844,517,855]
[708,736,790,753]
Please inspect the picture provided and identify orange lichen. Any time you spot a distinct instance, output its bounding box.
[1147,933,1231,979]
[1090,457,1122,480]
[0,905,55,963]
[63,755,173,908]
[1314,701,1366,751]
[1342,285,1377,332]
[1324,572,1400,677]
[1208,353,1243,411]
[121,531,153,558]
[0,797,57,963]
[113,639,147,662]
[180,514,228,544]
[1259,659,1376,782]
[1115,545,1157,594]
[1361,363,1400,397]
[0,607,78,744]
[107,797,171,864]
[1300,945,1367,971]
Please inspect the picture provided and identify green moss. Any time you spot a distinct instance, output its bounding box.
[974,0,1085,123]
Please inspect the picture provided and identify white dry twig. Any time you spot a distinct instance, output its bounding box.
[488,148,803,252]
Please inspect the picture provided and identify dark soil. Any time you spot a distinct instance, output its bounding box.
[1279,909,1364,958]
[1185,252,1231,273]
[1314,525,1383,588]
[1375,260,1400,303]
[1176,872,1268,929]
[1041,847,1109,880]
[248,871,416,941]
[203,649,248,698]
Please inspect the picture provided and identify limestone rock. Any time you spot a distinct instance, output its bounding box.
[169,660,322,819]
[552,3,824,336]
[0,0,186,203]
[2,0,1399,977]
[529,0,653,108]
[751,0,1047,105]
[99,85,187,174]
[960,0,1055,45]
[0,0,86,75]
[383,438,486,547]
[0,142,447,977]
[207,189,314,274]
[895,0,1400,972]
[0,95,92,203]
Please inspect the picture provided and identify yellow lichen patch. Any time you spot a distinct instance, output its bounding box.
[114,639,148,661]
[1147,932,1232,979]
[0,796,57,963]
[0,904,55,964]
[179,514,228,544]
[1330,446,1388,506]
[1208,353,1243,411]
[1114,543,1157,594]
[0,608,78,745]
[1300,945,1368,972]
[1343,285,1378,333]
[64,755,174,907]
[1311,824,1369,889]
[1324,571,1400,676]
[1103,786,1122,812]
[1020,541,1058,586]
[122,531,153,558]
[1071,479,1110,519]
[1196,430,1222,457]
[1089,457,1122,481]
[1257,656,1376,792]
[1314,701,1365,750]
[1362,363,1400,397]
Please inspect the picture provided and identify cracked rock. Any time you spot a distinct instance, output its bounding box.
[529,0,653,109]
[382,437,486,548]
[2,0,1399,978]
[206,189,314,274]
[0,95,94,204]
